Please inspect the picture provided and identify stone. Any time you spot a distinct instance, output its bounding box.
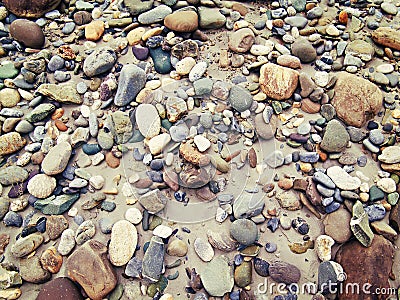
[371,27,400,51]
[332,72,382,127]
[234,261,252,288]
[194,237,214,262]
[3,212,22,227]
[269,261,301,284]
[320,119,350,153]
[27,174,56,199]
[207,230,238,252]
[194,135,211,152]
[66,240,117,300]
[40,246,63,273]
[37,83,82,104]
[4,0,61,18]
[148,133,171,155]
[36,194,80,215]
[230,219,258,246]
[25,103,55,123]
[259,63,299,100]
[124,0,154,15]
[318,261,344,294]
[0,63,18,80]
[136,104,161,138]
[228,28,255,53]
[345,40,375,62]
[323,208,352,243]
[350,201,374,247]
[166,239,188,258]
[46,215,68,240]
[75,220,95,245]
[276,190,302,210]
[198,8,226,29]
[254,258,270,277]
[0,88,20,108]
[0,166,28,186]
[36,277,83,300]
[228,85,253,112]
[327,166,361,191]
[175,57,196,76]
[85,20,104,41]
[11,234,43,258]
[142,236,165,282]
[336,235,394,300]
[164,11,198,32]
[315,235,334,261]
[200,256,234,297]
[378,146,400,164]
[377,178,396,193]
[139,189,167,214]
[19,256,51,283]
[83,47,117,77]
[149,47,172,74]
[109,220,138,266]
[42,142,72,175]
[0,198,9,221]
[10,19,45,48]
[291,38,317,63]
[0,132,26,156]
[58,228,75,256]
[284,16,308,28]
[138,5,172,24]
[114,64,146,106]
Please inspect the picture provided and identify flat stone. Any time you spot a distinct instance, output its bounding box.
[136,104,161,138]
[269,261,301,284]
[372,27,400,51]
[109,220,138,266]
[139,189,167,214]
[0,166,28,186]
[200,256,234,297]
[37,83,82,104]
[36,277,83,300]
[194,237,214,262]
[327,166,361,191]
[83,47,117,77]
[164,10,198,32]
[11,234,43,258]
[19,256,50,283]
[66,240,117,299]
[42,142,72,175]
[138,5,172,24]
[230,219,258,246]
[323,208,352,243]
[58,228,75,256]
[198,7,226,29]
[228,28,255,53]
[276,190,302,210]
[350,201,374,247]
[378,146,400,164]
[142,236,165,282]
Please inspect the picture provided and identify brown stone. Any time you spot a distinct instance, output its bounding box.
[164,11,199,32]
[323,208,352,243]
[228,28,255,53]
[37,277,83,300]
[248,148,257,168]
[259,63,299,100]
[73,11,92,25]
[306,177,322,206]
[301,98,321,113]
[179,141,206,165]
[66,240,117,300]
[232,3,248,15]
[40,246,63,273]
[269,261,301,284]
[331,72,382,127]
[336,235,394,300]
[4,0,61,18]
[0,233,9,255]
[10,19,45,49]
[371,27,400,51]
[85,20,105,42]
[105,152,120,168]
[19,255,51,283]
[196,186,217,202]
[46,215,69,240]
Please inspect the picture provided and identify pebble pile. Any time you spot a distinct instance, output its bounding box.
[0,0,399,299]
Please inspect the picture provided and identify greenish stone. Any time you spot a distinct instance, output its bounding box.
[211,155,230,173]
[117,144,129,153]
[39,194,80,215]
[33,196,55,211]
[149,47,172,74]
[147,276,168,297]
[193,78,213,96]
[108,17,133,27]
[166,270,179,280]
[234,261,252,288]
[25,103,55,123]
[0,63,19,79]
[320,119,349,153]
[369,185,385,202]
[165,259,181,269]
[287,140,302,148]
[390,174,399,184]
[350,200,374,247]
[387,135,396,146]
[162,0,177,6]
[198,7,226,29]
[0,166,29,185]
[149,215,163,230]
[161,119,173,130]
[0,197,9,220]
[388,192,399,206]
[123,0,154,15]
[316,118,326,126]
[128,130,145,143]
[109,284,124,300]
[75,168,92,180]
[271,101,282,114]
[0,265,22,289]
[292,0,306,11]
[281,102,291,110]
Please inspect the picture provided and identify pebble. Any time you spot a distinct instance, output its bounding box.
[194,237,214,262]
[230,219,258,246]
[109,220,137,266]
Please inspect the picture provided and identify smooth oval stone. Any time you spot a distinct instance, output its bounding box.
[10,19,45,49]
[194,237,214,262]
[4,0,62,18]
[230,219,258,246]
[109,220,138,267]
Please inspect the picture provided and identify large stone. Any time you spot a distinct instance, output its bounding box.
[326,166,361,191]
[137,5,172,24]
[66,240,117,300]
[323,208,352,243]
[259,63,299,100]
[371,27,400,51]
[10,19,45,48]
[25,103,55,123]
[139,189,167,214]
[37,83,82,104]
[320,119,350,153]
[345,40,375,61]
[42,142,72,175]
[37,277,83,300]
[291,38,317,63]
[114,64,146,106]
[19,256,51,283]
[109,220,138,267]
[228,85,253,112]
[228,28,255,53]
[4,0,61,18]
[230,219,258,246]
[0,132,26,156]
[200,256,234,297]
[123,0,154,15]
[11,234,43,258]
[233,193,265,219]
[331,72,382,127]
[164,11,198,32]
[336,235,394,300]
[198,8,226,29]
[136,104,161,138]
[0,166,28,186]
[27,174,56,199]
[83,47,117,77]
[142,236,165,282]
[35,193,80,215]
[276,190,302,210]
